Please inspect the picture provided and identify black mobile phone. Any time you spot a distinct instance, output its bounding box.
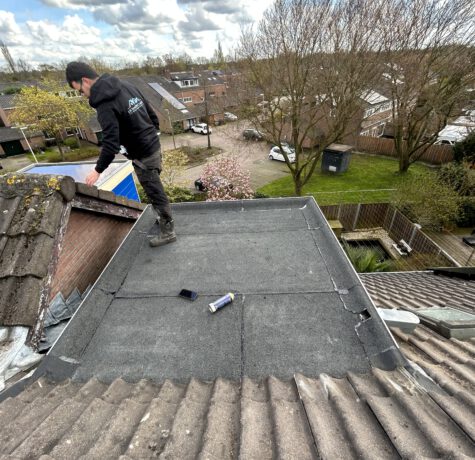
[179,289,198,301]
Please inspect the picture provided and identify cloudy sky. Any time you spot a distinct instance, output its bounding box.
[0,0,273,67]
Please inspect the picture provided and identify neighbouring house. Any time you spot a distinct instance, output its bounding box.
[79,113,103,145]
[0,197,473,457]
[359,90,394,138]
[0,172,144,389]
[122,76,201,133]
[0,94,45,157]
[168,70,227,125]
[0,83,95,154]
[258,86,395,149]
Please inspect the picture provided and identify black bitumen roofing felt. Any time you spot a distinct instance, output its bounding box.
[45,197,406,383]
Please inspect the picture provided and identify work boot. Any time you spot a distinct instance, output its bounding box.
[149,219,176,247]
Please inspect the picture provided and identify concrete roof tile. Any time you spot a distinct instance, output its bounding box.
[1,369,474,458]
[0,233,54,278]
[0,276,42,326]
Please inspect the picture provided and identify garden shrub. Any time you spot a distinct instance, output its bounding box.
[392,173,462,230]
[63,137,80,150]
[437,162,475,196]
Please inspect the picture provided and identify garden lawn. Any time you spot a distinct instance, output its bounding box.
[258,153,436,205]
[27,146,99,163]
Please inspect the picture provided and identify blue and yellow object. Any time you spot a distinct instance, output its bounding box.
[20,160,140,202]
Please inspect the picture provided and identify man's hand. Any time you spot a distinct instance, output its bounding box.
[86,170,101,186]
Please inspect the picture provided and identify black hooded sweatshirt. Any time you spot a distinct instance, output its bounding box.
[89,74,160,173]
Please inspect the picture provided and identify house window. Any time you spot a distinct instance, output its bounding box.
[54,90,80,98]
[65,127,81,136]
[364,108,376,118]
[179,79,198,88]
[179,96,193,103]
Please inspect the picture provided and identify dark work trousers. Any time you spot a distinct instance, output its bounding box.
[132,150,173,222]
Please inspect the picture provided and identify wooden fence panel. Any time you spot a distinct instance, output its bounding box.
[356,203,390,230]
[356,136,454,164]
[320,202,455,266]
[319,204,340,221]
[320,203,390,230]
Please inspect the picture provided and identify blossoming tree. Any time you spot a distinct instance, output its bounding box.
[201,155,254,201]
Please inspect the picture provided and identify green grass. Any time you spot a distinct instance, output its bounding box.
[172,145,223,167]
[258,153,436,205]
[27,146,99,163]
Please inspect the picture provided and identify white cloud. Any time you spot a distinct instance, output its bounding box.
[41,0,127,8]
[0,1,275,67]
[26,15,101,46]
[0,10,27,45]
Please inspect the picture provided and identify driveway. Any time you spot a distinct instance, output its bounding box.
[161,122,291,190]
[1,123,292,191]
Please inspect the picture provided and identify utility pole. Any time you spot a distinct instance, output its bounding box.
[203,77,211,149]
[165,108,176,149]
[19,127,38,163]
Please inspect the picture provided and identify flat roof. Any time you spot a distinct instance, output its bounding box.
[46,198,405,383]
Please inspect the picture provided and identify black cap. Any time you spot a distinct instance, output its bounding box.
[65,61,99,88]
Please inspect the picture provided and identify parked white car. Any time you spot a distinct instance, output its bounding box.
[191,123,212,134]
[269,144,296,163]
[435,124,472,145]
[224,112,238,121]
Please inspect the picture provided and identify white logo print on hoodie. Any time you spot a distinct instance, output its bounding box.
[128,97,144,114]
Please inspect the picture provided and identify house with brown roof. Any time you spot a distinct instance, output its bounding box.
[0,84,98,154]
[0,94,45,157]
[168,70,228,125]
[121,76,201,134]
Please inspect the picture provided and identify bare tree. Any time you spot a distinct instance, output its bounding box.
[237,0,383,196]
[377,0,475,172]
[0,39,16,74]
[212,40,226,70]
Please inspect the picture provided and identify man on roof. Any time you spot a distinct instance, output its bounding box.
[65,61,175,247]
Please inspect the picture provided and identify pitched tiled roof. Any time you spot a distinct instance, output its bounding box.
[0,367,474,458]
[0,173,144,329]
[0,126,22,142]
[87,114,101,133]
[122,76,200,122]
[361,271,475,314]
[361,271,475,395]
[391,324,475,395]
[0,174,75,327]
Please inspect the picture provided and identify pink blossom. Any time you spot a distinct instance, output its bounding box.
[201,155,254,201]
